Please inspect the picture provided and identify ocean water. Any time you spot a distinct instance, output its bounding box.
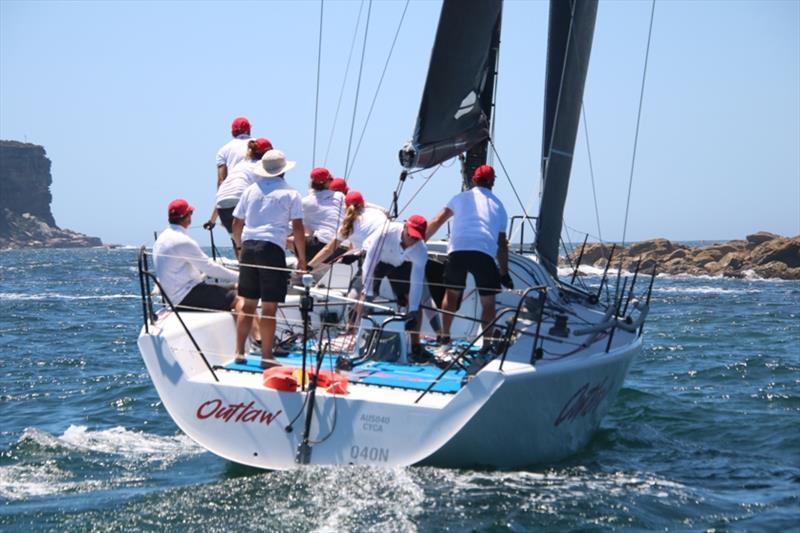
[1,248,798,531]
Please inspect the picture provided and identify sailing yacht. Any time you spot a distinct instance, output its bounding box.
[136,0,653,470]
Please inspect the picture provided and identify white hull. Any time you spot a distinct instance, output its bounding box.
[137,253,644,469]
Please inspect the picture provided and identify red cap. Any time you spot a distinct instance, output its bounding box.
[231,116,251,136]
[473,164,496,187]
[405,214,427,240]
[330,178,349,194]
[345,190,364,207]
[168,198,194,221]
[310,167,333,184]
[253,138,272,156]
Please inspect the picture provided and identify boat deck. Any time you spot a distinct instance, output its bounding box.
[219,351,470,394]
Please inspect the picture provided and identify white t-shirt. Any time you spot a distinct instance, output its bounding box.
[302,190,345,244]
[362,221,428,312]
[342,207,388,249]
[216,134,251,170]
[215,159,259,208]
[446,186,508,257]
[153,224,239,304]
[233,178,304,248]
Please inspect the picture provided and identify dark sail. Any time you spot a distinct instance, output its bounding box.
[399,0,502,170]
[536,0,598,275]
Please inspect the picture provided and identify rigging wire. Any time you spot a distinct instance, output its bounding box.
[348,0,410,174]
[581,104,603,244]
[312,0,324,167]
[344,0,373,178]
[621,0,656,246]
[488,139,538,242]
[323,0,366,167]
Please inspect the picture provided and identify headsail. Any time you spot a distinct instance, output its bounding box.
[399,0,502,170]
[536,0,598,275]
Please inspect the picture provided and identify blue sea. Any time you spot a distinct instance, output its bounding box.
[1,247,798,531]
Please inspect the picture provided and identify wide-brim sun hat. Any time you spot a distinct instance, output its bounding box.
[254,149,296,177]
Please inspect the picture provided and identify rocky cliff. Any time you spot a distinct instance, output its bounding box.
[563,231,800,280]
[0,140,102,249]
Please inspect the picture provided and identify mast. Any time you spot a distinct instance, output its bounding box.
[536,0,598,276]
[460,10,502,190]
[399,0,503,171]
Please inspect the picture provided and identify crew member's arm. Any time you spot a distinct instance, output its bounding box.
[288,194,307,271]
[425,207,453,240]
[216,165,227,189]
[204,206,218,229]
[232,217,244,257]
[497,232,509,276]
[307,237,341,269]
[407,243,427,313]
[360,233,380,299]
[292,219,307,271]
[181,240,238,283]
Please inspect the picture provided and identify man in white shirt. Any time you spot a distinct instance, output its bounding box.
[216,116,252,189]
[153,199,240,312]
[232,150,306,367]
[425,165,513,344]
[300,167,345,259]
[361,215,432,361]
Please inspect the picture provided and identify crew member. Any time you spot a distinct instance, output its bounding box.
[298,167,345,259]
[361,215,433,362]
[232,150,306,368]
[153,199,240,312]
[216,116,252,189]
[307,190,388,269]
[425,165,513,344]
[205,137,272,255]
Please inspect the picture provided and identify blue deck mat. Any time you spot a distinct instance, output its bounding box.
[222,352,466,394]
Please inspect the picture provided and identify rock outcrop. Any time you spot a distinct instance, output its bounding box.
[0,140,102,249]
[563,233,800,280]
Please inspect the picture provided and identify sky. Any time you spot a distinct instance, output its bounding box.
[1,0,798,247]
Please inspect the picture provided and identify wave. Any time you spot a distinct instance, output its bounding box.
[0,426,204,500]
[0,292,138,301]
[20,425,204,462]
[653,286,761,295]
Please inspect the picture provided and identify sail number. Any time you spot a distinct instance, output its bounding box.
[350,445,389,463]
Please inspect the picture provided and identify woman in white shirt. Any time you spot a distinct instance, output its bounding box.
[232,150,306,368]
[204,138,272,255]
[307,190,388,269]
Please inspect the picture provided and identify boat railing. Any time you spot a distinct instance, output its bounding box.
[415,285,548,404]
[508,215,538,254]
[137,246,220,382]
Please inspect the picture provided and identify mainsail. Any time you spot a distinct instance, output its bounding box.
[536,0,598,275]
[399,0,502,170]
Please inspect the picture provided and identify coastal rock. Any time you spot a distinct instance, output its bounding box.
[566,232,799,280]
[0,140,102,249]
[746,231,780,246]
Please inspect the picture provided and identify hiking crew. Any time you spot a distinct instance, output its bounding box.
[425,165,513,343]
[152,199,240,312]
[232,150,306,368]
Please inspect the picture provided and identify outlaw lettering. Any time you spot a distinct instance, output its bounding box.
[554,378,610,427]
[196,399,282,426]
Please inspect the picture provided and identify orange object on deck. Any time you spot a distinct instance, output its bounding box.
[263,372,299,392]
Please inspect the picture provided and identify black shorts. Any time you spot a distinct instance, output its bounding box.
[177,282,236,311]
[372,261,414,307]
[238,240,289,302]
[444,250,500,296]
[217,207,235,234]
[304,235,327,260]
